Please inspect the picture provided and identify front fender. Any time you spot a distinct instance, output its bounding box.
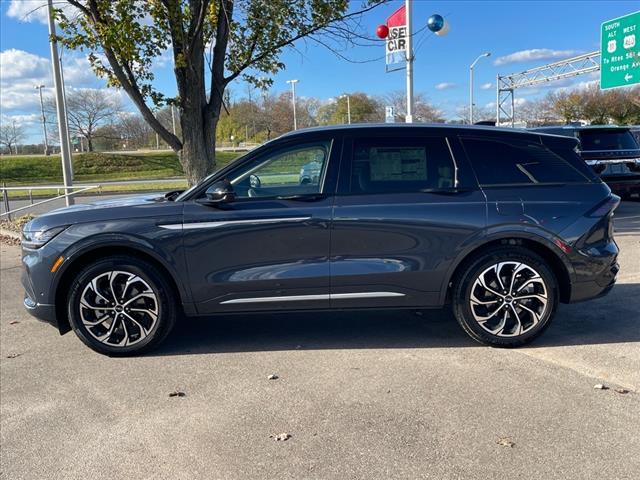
[52,230,191,306]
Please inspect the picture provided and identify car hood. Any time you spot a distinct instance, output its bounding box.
[25,193,184,232]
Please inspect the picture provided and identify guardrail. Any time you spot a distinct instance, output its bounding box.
[0,184,100,220]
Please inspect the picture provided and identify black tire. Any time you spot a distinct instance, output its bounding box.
[452,247,558,347]
[67,255,177,356]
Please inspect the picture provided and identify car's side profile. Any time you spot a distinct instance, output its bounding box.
[22,125,620,355]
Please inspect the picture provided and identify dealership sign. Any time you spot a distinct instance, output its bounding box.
[600,11,640,89]
[385,5,407,71]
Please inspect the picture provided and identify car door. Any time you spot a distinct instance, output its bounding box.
[330,132,487,309]
[181,135,340,314]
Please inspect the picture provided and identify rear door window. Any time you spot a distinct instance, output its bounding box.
[461,137,591,186]
[348,137,456,194]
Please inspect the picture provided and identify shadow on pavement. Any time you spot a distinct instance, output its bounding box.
[153,283,640,356]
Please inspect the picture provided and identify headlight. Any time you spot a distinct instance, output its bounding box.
[22,226,68,249]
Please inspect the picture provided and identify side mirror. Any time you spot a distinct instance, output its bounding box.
[205,179,235,203]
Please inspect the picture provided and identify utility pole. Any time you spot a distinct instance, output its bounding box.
[47,0,74,205]
[340,94,351,124]
[469,52,491,124]
[35,85,49,155]
[404,0,414,123]
[286,79,299,130]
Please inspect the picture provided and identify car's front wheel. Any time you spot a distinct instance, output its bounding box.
[67,255,176,356]
[452,247,558,347]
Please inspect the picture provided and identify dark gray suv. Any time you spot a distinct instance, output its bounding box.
[22,125,620,355]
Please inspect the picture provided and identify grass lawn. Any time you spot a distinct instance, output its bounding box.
[0,150,243,186]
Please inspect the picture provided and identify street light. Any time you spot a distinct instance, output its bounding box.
[339,94,351,124]
[35,85,48,155]
[286,79,299,130]
[469,52,491,124]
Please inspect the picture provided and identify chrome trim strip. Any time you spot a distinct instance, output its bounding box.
[221,294,330,304]
[160,216,311,230]
[220,291,405,305]
[331,292,405,299]
[445,137,459,188]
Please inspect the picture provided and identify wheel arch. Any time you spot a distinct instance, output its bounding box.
[442,235,573,305]
[53,242,187,335]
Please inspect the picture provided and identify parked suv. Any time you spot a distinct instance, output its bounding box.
[22,125,620,355]
[531,125,640,199]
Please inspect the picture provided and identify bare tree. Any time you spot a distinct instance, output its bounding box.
[47,89,122,152]
[0,121,25,155]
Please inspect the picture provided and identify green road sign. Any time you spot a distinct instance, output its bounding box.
[601,11,640,90]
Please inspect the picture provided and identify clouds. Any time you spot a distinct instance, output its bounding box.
[6,0,78,24]
[435,82,457,91]
[480,82,493,90]
[0,49,108,113]
[493,49,581,66]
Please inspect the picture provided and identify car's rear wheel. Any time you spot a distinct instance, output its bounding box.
[452,247,558,347]
[67,255,176,356]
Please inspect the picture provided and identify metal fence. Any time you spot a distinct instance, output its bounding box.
[0,185,100,221]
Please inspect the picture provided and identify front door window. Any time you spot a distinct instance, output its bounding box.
[229,141,331,199]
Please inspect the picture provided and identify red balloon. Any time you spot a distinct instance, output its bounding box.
[376,24,389,39]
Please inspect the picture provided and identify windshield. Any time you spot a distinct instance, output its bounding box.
[579,130,639,151]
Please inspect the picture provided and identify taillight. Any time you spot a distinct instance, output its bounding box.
[587,195,620,218]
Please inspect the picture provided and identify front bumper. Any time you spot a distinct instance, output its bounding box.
[23,296,58,325]
[21,267,59,329]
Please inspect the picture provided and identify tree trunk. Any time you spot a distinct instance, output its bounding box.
[87,136,93,152]
[179,103,219,186]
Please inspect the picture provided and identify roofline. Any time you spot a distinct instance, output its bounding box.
[277,123,543,139]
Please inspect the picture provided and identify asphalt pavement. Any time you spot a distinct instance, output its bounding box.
[1,201,639,479]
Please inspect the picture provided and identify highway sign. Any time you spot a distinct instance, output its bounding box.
[601,11,640,90]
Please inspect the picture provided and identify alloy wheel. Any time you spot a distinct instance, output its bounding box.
[469,261,548,337]
[79,270,159,347]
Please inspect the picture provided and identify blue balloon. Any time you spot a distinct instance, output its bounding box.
[427,14,444,33]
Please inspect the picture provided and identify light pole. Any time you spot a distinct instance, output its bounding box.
[46,0,74,205]
[35,85,49,155]
[339,94,351,124]
[469,52,491,124]
[286,79,299,130]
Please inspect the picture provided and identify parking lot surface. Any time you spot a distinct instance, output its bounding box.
[1,201,639,479]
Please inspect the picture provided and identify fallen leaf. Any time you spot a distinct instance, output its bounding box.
[593,384,609,390]
[169,390,186,397]
[614,388,629,394]
[9,321,19,325]
[496,437,515,448]
[270,433,291,442]
[267,374,279,380]
[6,353,21,359]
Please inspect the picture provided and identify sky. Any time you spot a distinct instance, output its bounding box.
[0,0,638,143]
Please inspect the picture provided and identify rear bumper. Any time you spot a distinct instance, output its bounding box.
[604,181,640,197]
[569,260,619,303]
